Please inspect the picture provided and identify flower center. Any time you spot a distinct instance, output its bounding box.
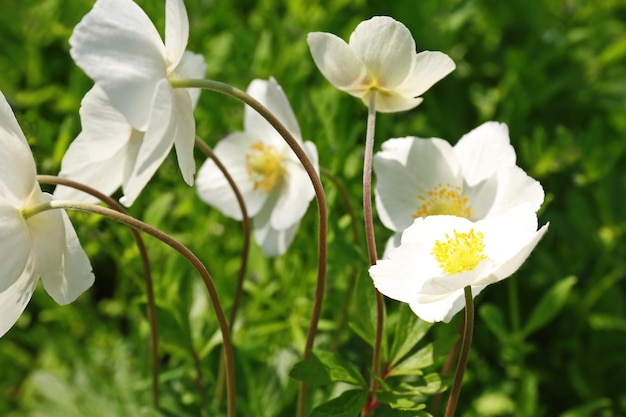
[431,228,487,275]
[245,141,285,193]
[414,183,471,218]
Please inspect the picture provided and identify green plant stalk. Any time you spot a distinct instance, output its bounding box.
[444,286,475,417]
[172,78,328,417]
[37,175,161,410]
[22,200,237,417]
[194,136,251,407]
[361,90,385,417]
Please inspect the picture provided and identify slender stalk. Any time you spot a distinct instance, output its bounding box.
[37,175,160,409]
[319,167,360,351]
[429,315,465,416]
[24,200,237,417]
[194,137,251,406]
[172,78,328,417]
[444,286,475,417]
[361,90,385,417]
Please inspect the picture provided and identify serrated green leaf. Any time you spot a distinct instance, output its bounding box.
[289,359,331,386]
[479,303,509,342]
[390,305,432,367]
[387,344,434,377]
[522,276,577,336]
[312,350,367,387]
[309,389,367,417]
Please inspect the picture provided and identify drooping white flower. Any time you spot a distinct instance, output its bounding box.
[307,16,455,113]
[375,122,545,249]
[196,78,318,257]
[369,204,548,322]
[0,91,94,338]
[68,0,206,204]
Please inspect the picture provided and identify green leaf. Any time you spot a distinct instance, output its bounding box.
[389,305,432,367]
[387,344,434,377]
[309,389,367,417]
[289,359,331,386]
[479,303,509,342]
[522,276,577,336]
[312,350,367,387]
[349,275,378,347]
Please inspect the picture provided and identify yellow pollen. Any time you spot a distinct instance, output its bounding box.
[431,228,487,275]
[245,141,285,192]
[414,183,471,218]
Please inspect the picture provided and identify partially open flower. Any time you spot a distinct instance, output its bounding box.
[196,78,318,257]
[0,91,94,337]
[369,204,548,322]
[374,122,545,249]
[307,16,455,112]
[69,0,206,200]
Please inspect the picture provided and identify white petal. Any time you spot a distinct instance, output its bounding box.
[374,137,461,232]
[454,122,516,185]
[244,78,302,144]
[308,32,365,91]
[409,285,485,323]
[165,0,189,71]
[394,51,456,98]
[480,204,540,263]
[467,166,545,220]
[0,92,38,205]
[253,205,300,257]
[172,89,196,185]
[381,233,403,259]
[369,91,423,113]
[196,133,268,219]
[369,243,435,303]
[40,209,94,305]
[417,262,494,302]
[490,223,548,283]
[174,51,207,107]
[270,156,316,230]
[0,202,31,293]
[120,80,176,206]
[349,16,415,89]
[69,0,167,130]
[0,257,38,338]
[55,87,133,203]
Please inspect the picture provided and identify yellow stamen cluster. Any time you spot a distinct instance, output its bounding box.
[431,228,487,275]
[245,141,285,193]
[414,183,471,218]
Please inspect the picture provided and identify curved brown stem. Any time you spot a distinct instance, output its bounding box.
[37,175,160,410]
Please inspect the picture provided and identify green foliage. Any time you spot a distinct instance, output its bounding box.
[2,0,626,416]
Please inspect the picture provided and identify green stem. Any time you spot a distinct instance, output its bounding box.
[194,137,251,407]
[444,286,475,417]
[37,175,160,410]
[361,90,384,417]
[24,200,237,417]
[173,78,328,417]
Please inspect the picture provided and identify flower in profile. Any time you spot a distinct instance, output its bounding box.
[68,0,206,201]
[196,78,318,257]
[307,16,455,113]
[374,122,545,250]
[369,204,548,322]
[0,91,94,337]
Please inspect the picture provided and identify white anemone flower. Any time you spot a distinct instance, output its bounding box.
[196,78,318,257]
[374,122,545,250]
[369,204,548,323]
[307,16,456,113]
[0,92,94,338]
[69,0,206,200]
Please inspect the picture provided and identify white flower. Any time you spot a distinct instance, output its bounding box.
[68,0,206,203]
[307,16,455,113]
[196,78,318,257]
[369,204,548,322]
[0,91,94,338]
[375,122,545,249]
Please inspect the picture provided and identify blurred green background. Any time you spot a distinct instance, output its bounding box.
[1,0,625,416]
